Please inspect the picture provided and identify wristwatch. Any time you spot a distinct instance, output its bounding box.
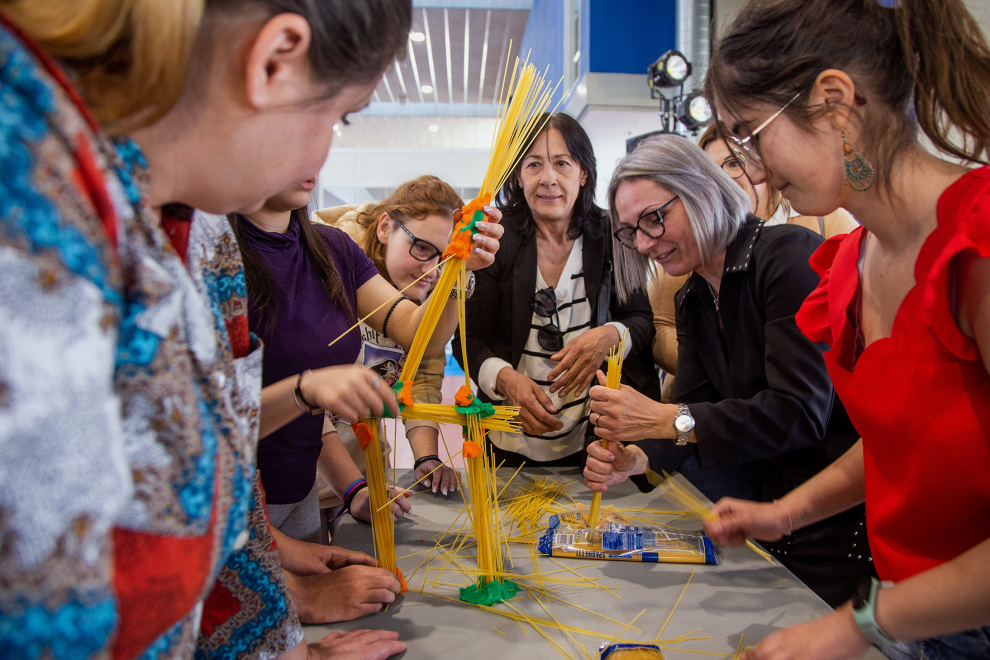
[673,403,694,446]
[852,578,896,646]
[440,266,476,299]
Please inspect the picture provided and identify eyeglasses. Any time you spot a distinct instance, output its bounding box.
[532,287,564,352]
[727,92,800,168]
[392,217,443,262]
[613,195,679,249]
[721,158,745,179]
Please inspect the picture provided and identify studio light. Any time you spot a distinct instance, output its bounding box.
[637,51,713,140]
[676,93,713,132]
[648,50,691,90]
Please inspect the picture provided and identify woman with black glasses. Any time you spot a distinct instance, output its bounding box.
[313,175,468,503]
[583,134,874,606]
[454,113,660,467]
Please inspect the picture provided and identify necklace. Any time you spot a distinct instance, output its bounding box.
[708,281,720,314]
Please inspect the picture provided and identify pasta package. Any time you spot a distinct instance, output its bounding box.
[537,512,720,565]
[600,643,666,659]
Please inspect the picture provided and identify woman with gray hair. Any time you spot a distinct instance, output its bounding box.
[583,134,874,607]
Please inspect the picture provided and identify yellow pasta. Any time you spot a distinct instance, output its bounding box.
[589,332,628,528]
[353,419,406,591]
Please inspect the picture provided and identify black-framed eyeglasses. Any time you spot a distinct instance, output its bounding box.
[392,217,443,262]
[532,287,564,352]
[613,195,679,249]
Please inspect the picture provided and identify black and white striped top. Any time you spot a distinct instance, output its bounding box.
[479,236,626,461]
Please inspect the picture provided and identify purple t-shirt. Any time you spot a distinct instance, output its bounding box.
[241,217,378,504]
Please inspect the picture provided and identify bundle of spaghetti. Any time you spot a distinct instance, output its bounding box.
[658,471,775,564]
[589,332,628,528]
[393,53,562,402]
[481,53,562,194]
[353,420,407,590]
[399,402,521,432]
[458,415,521,605]
[505,476,571,534]
[397,257,464,388]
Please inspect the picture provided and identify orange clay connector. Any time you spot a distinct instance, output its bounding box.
[462,441,482,458]
[397,567,409,594]
[442,192,493,260]
[353,422,374,450]
[397,380,414,406]
[454,384,475,406]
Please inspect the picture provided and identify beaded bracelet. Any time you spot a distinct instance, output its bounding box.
[413,454,442,470]
[382,296,409,339]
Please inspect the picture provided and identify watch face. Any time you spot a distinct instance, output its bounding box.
[674,414,694,433]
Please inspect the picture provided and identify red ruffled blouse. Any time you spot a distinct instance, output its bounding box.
[796,166,990,582]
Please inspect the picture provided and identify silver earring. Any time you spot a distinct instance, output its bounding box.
[842,130,875,192]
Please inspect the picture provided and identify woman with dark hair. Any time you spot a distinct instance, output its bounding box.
[454,113,659,466]
[700,0,990,656]
[0,0,422,658]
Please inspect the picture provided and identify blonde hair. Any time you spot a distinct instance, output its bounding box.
[1,0,204,134]
[350,176,464,286]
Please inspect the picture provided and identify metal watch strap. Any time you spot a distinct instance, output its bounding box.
[852,578,896,647]
[450,271,476,299]
[675,403,692,446]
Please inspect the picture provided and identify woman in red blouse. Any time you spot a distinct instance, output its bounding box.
[701,0,990,658]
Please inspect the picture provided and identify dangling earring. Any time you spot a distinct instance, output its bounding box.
[842,130,875,192]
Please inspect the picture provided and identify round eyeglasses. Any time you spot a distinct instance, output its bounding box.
[613,195,679,249]
[726,91,801,168]
[392,217,444,262]
[722,158,745,179]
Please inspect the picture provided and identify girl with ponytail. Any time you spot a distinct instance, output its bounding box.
[702,0,990,657]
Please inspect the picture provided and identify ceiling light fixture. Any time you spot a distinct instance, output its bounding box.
[410,32,425,42]
[421,85,434,94]
[428,125,439,133]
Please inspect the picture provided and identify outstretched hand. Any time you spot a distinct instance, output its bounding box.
[302,365,399,422]
[305,629,405,660]
[273,528,377,576]
[703,497,791,547]
[414,459,459,496]
[350,485,412,522]
[286,565,402,624]
[740,608,871,660]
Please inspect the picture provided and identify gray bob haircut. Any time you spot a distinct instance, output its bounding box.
[607,134,751,303]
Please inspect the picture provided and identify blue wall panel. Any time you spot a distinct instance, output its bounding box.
[587,0,676,75]
[519,0,565,92]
